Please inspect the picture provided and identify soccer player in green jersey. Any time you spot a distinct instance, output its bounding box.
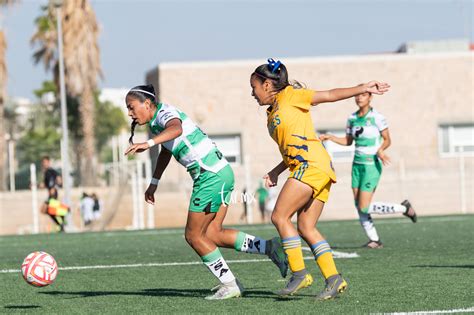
[320,90,417,249]
[124,84,287,300]
[255,182,269,222]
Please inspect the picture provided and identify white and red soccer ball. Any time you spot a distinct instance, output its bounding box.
[21,251,58,287]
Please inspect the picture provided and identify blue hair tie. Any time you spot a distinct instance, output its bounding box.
[267,58,281,73]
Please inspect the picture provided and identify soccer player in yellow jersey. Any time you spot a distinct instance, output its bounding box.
[250,59,390,299]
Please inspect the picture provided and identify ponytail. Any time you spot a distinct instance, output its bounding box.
[252,58,305,92]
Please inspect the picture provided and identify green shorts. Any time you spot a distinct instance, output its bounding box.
[351,159,382,192]
[189,164,234,213]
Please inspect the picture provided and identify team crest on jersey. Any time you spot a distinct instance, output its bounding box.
[354,126,364,138]
[268,114,281,135]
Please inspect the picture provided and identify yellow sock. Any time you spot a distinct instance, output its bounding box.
[282,236,305,272]
[311,240,338,279]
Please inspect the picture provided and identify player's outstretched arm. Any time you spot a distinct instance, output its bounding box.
[319,134,353,146]
[125,118,183,156]
[145,147,173,205]
[311,81,390,105]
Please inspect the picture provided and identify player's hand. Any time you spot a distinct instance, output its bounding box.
[145,184,157,205]
[319,134,331,141]
[263,171,278,188]
[125,142,149,156]
[377,150,391,166]
[365,81,390,95]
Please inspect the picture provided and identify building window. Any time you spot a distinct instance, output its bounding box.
[210,134,242,164]
[438,123,474,156]
[318,129,354,162]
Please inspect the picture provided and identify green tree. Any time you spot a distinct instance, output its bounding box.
[22,81,127,184]
[0,0,19,191]
[31,0,102,186]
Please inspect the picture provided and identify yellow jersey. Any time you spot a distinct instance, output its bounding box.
[267,86,337,182]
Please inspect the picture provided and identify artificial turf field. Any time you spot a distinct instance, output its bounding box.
[1,215,473,314]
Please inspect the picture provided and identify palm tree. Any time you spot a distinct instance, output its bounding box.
[0,0,18,191]
[31,0,101,186]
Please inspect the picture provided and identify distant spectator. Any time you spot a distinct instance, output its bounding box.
[265,186,278,219]
[91,193,102,220]
[239,188,249,223]
[40,156,62,199]
[255,182,269,222]
[80,193,95,226]
[40,188,69,232]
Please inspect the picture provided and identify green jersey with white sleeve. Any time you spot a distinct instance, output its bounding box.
[148,103,228,179]
[346,108,388,165]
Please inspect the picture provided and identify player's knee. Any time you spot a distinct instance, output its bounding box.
[184,230,200,247]
[271,211,286,228]
[296,223,309,236]
[296,220,315,237]
[205,226,221,243]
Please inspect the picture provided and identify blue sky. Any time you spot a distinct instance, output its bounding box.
[2,0,473,100]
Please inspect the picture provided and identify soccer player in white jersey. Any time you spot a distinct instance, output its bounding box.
[320,90,417,249]
[124,84,288,300]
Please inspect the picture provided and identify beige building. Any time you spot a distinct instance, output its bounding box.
[145,51,474,223]
[2,51,473,235]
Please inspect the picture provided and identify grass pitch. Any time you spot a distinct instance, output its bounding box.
[1,215,473,314]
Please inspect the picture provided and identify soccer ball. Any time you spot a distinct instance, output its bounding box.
[21,251,58,287]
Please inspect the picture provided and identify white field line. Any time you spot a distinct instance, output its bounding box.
[379,307,474,314]
[302,247,359,258]
[101,216,471,237]
[0,252,358,274]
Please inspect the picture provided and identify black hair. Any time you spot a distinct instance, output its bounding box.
[252,60,304,92]
[126,84,157,145]
[49,188,58,199]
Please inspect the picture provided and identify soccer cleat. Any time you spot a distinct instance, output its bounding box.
[316,274,348,300]
[277,272,313,296]
[401,200,417,223]
[363,240,384,249]
[266,237,289,278]
[205,279,244,300]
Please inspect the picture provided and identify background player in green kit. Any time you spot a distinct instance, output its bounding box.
[124,85,287,300]
[320,89,417,249]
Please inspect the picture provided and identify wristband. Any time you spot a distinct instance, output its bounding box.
[150,178,159,186]
[147,139,155,148]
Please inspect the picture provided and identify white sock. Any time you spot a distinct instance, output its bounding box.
[368,202,407,214]
[235,232,266,255]
[358,212,380,242]
[202,248,236,284]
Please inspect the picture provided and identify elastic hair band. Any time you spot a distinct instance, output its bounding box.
[254,71,275,81]
[129,89,155,98]
[267,58,281,73]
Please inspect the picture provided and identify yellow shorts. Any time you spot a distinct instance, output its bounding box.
[289,162,332,202]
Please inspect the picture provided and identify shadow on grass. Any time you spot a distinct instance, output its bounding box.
[412,264,474,269]
[39,288,298,300]
[4,305,41,309]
